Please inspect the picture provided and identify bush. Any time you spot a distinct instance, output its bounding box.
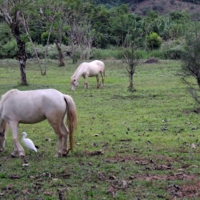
[91,48,123,59]
[26,43,64,59]
[0,39,17,59]
[163,48,184,59]
[160,38,185,59]
[146,32,162,49]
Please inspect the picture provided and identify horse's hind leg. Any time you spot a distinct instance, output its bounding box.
[48,119,66,157]
[96,74,100,88]
[61,123,69,155]
[101,72,105,88]
[9,121,25,157]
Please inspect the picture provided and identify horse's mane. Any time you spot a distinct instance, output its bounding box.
[0,89,18,106]
[71,62,88,82]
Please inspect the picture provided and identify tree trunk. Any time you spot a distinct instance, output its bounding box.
[55,40,65,67]
[11,22,28,85]
[129,73,134,92]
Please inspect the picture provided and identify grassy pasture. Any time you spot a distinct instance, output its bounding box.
[0,59,200,199]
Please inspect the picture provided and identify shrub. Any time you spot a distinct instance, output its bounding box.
[0,39,17,59]
[160,38,185,59]
[91,48,123,59]
[146,32,162,49]
[163,48,184,59]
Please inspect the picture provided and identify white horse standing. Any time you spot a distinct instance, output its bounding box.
[70,60,105,90]
[0,89,77,158]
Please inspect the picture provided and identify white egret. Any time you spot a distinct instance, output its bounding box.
[21,132,37,153]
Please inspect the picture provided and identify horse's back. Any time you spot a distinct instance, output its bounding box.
[1,89,66,123]
[87,60,105,76]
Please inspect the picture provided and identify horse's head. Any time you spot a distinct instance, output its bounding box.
[71,77,79,91]
[0,121,7,152]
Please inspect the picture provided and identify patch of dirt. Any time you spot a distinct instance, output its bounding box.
[84,149,104,156]
[133,173,195,181]
[105,155,175,163]
[167,180,200,198]
[104,154,200,198]
[144,57,159,64]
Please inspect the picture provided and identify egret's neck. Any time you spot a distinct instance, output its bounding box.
[22,134,27,139]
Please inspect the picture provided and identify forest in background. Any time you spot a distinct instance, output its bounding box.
[92,0,200,8]
[0,0,200,65]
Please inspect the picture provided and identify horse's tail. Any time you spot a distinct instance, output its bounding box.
[63,95,77,152]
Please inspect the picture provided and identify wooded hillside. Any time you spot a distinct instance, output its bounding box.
[93,0,200,15]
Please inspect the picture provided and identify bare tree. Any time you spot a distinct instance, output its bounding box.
[20,12,45,75]
[0,0,31,85]
[55,40,65,67]
[39,1,66,70]
[68,19,94,62]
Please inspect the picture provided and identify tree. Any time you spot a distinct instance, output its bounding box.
[123,21,143,92]
[123,41,140,92]
[0,0,31,85]
[39,0,67,68]
[20,7,47,75]
[64,0,95,62]
[180,21,200,104]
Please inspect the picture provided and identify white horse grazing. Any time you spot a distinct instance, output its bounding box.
[70,60,105,90]
[0,89,77,158]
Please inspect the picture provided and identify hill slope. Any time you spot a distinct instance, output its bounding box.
[131,0,200,16]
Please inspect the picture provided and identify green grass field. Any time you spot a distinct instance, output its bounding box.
[0,59,200,199]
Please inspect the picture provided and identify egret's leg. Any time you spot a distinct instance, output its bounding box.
[9,121,25,157]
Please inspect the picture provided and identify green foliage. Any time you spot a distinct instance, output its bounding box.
[163,48,184,59]
[91,48,123,59]
[169,11,189,24]
[180,22,200,104]
[0,23,17,59]
[26,43,67,59]
[41,31,57,45]
[0,0,196,60]
[146,32,162,49]
[0,39,17,59]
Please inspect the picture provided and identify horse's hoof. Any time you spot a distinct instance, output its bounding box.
[54,153,62,158]
[11,151,18,158]
[62,149,71,156]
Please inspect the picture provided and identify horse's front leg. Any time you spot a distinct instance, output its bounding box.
[9,121,25,158]
[55,133,63,157]
[84,75,89,89]
[96,74,100,88]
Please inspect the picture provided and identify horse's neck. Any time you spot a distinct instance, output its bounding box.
[73,66,84,79]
